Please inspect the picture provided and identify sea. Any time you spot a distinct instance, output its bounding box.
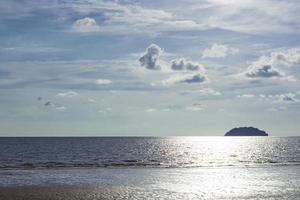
[0,137,299,199]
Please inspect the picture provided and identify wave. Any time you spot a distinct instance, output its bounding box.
[1,160,300,170]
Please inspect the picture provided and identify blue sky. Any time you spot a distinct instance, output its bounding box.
[0,0,300,136]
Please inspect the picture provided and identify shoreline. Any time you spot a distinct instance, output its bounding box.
[0,166,299,199]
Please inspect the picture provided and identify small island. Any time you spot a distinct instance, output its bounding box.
[225,127,268,136]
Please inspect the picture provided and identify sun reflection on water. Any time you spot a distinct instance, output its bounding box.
[164,136,281,167]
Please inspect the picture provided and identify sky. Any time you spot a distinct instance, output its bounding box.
[0,0,300,136]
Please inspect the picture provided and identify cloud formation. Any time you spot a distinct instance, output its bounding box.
[41,99,66,111]
[161,73,207,86]
[237,94,255,98]
[139,44,207,75]
[202,44,238,58]
[194,88,221,96]
[72,17,100,32]
[268,47,300,66]
[186,102,205,111]
[139,44,209,85]
[171,58,203,71]
[139,44,163,70]
[242,54,284,79]
[180,88,221,96]
[243,47,300,79]
[245,64,283,78]
[44,101,52,106]
[237,93,299,103]
[183,74,207,83]
[276,93,298,103]
[56,91,78,97]
[96,79,112,85]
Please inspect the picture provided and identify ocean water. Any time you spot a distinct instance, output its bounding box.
[1,137,299,169]
[0,137,299,199]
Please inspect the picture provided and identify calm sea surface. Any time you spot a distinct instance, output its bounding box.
[0,137,299,169]
[0,137,299,199]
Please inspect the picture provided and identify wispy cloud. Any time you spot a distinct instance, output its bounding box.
[95,79,112,85]
[2,0,300,35]
[57,91,79,97]
[237,92,299,103]
[237,94,255,98]
[39,98,66,111]
[202,44,238,58]
[191,88,221,96]
[203,0,300,34]
[160,73,207,86]
[186,103,205,111]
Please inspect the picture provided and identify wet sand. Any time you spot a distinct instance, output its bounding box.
[0,186,86,200]
[0,186,182,200]
[0,186,118,200]
[1,166,300,199]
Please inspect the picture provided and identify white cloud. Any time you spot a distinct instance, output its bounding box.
[137,43,215,88]
[186,103,205,111]
[72,17,100,32]
[67,0,300,35]
[245,64,284,78]
[3,0,300,35]
[161,73,207,86]
[56,91,78,97]
[259,93,299,105]
[251,47,300,69]
[237,94,255,98]
[275,93,298,103]
[1,45,68,53]
[186,106,204,111]
[242,56,284,79]
[202,44,239,58]
[98,107,112,114]
[139,44,163,70]
[171,58,204,71]
[237,93,299,103]
[196,88,221,96]
[139,44,206,73]
[145,108,157,113]
[138,44,209,85]
[68,1,206,35]
[95,79,112,85]
[267,106,287,112]
[145,107,171,112]
[42,100,66,111]
[203,0,300,34]
[87,98,95,102]
[269,47,300,67]
[187,88,221,96]
[242,47,300,80]
[55,106,66,111]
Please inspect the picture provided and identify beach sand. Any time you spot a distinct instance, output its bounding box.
[0,185,198,200]
[1,166,300,200]
[0,185,204,200]
[0,186,133,200]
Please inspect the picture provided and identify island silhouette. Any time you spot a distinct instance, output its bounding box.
[225,127,268,136]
